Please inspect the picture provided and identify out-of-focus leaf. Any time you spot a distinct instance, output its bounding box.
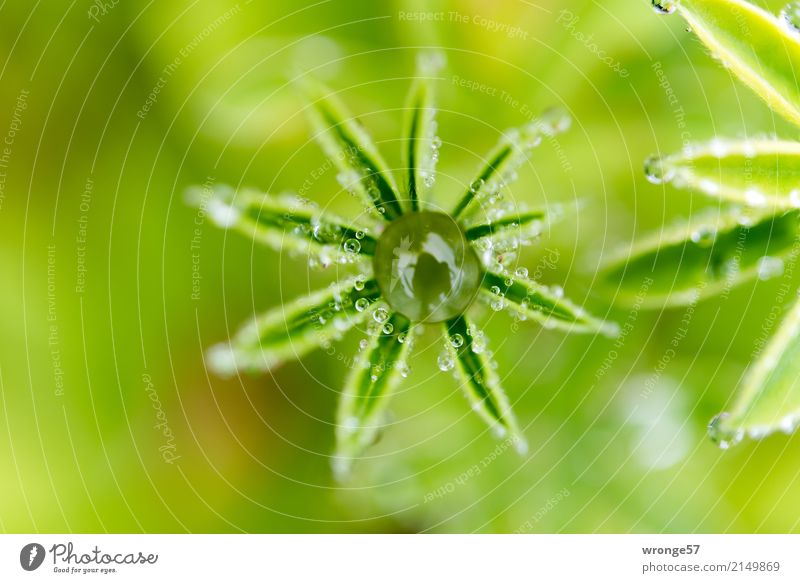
[674,0,800,127]
[403,52,444,212]
[602,208,800,307]
[333,312,412,480]
[185,183,376,260]
[442,315,527,451]
[303,78,403,220]
[482,271,618,336]
[645,139,800,209]
[452,107,571,218]
[206,279,380,375]
[709,296,800,448]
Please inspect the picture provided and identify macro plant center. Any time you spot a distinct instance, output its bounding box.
[373,211,482,323]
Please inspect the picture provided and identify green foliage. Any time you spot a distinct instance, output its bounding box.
[442,315,526,451]
[603,208,800,307]
[624,0,800,446]
[193,56,612,479]
[676,0,800,127]
[710,298,800,448]
[334,312,413,480]
[206,278,380,375]
[645,139,800,209]
[303,78,404,220]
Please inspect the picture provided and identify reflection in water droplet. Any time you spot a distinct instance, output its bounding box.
[644,155,674,184]
[373,307,390,323]
[708,412,743,450]
[355,298,370,312]
[343,238,361,254]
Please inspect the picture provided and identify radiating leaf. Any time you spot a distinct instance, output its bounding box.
[403,52,444,212]
[482,271,618,336]
[302,78,403,220]
[443,315,527,451]
[452,107,571,218]
[333,312,413,480]
[602,208,800,308]
[670,0,800,128]
[185,183,376,261]
[709,295,800,448]
[645,138,800,209]
[464,209,546,240]
[206,278,381,375]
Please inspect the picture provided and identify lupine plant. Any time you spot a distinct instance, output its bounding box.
[187,53,617,479]
[604,0,800,448]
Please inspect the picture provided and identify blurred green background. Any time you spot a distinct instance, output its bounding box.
[2,0,799,533]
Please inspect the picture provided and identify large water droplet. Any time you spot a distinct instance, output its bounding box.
[450,333,464,348]
[354,298,370,312]
[708,412,743,450]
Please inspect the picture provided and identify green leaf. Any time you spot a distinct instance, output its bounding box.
[185,183,376,260]
[206,278,381,375]
[673,0,800,127]
[482,271,618,336]
[452,107,572,218]
[333,312,413,480]
[709,296,800,448]
[403,52,444,212]
[464,209,546,241]
[602,208,800,308]
[645,138,800,209]
[302,78,403,220]
[443,315,527,451]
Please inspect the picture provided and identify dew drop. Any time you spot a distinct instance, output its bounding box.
[398,362,410,378]
[397,332,407,344]
[343,238,361,254]
[382,322,394,334]
[359,339,369,350]
[470,178,485,194]
[707,412,743,450]
[355,230,366,240]
[514,266,528,278]
[690,226,716,247]
[757,256,785,281]
[539,107,571,136]
[437,351,455,372]
[355,298,370,312]
[450,333,464,348]
[353,276,366,291]
[373,306,390,323]
[643,155,674,184]
[651,0,679,15]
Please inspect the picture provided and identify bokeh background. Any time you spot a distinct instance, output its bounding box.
[2,0,799,533]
